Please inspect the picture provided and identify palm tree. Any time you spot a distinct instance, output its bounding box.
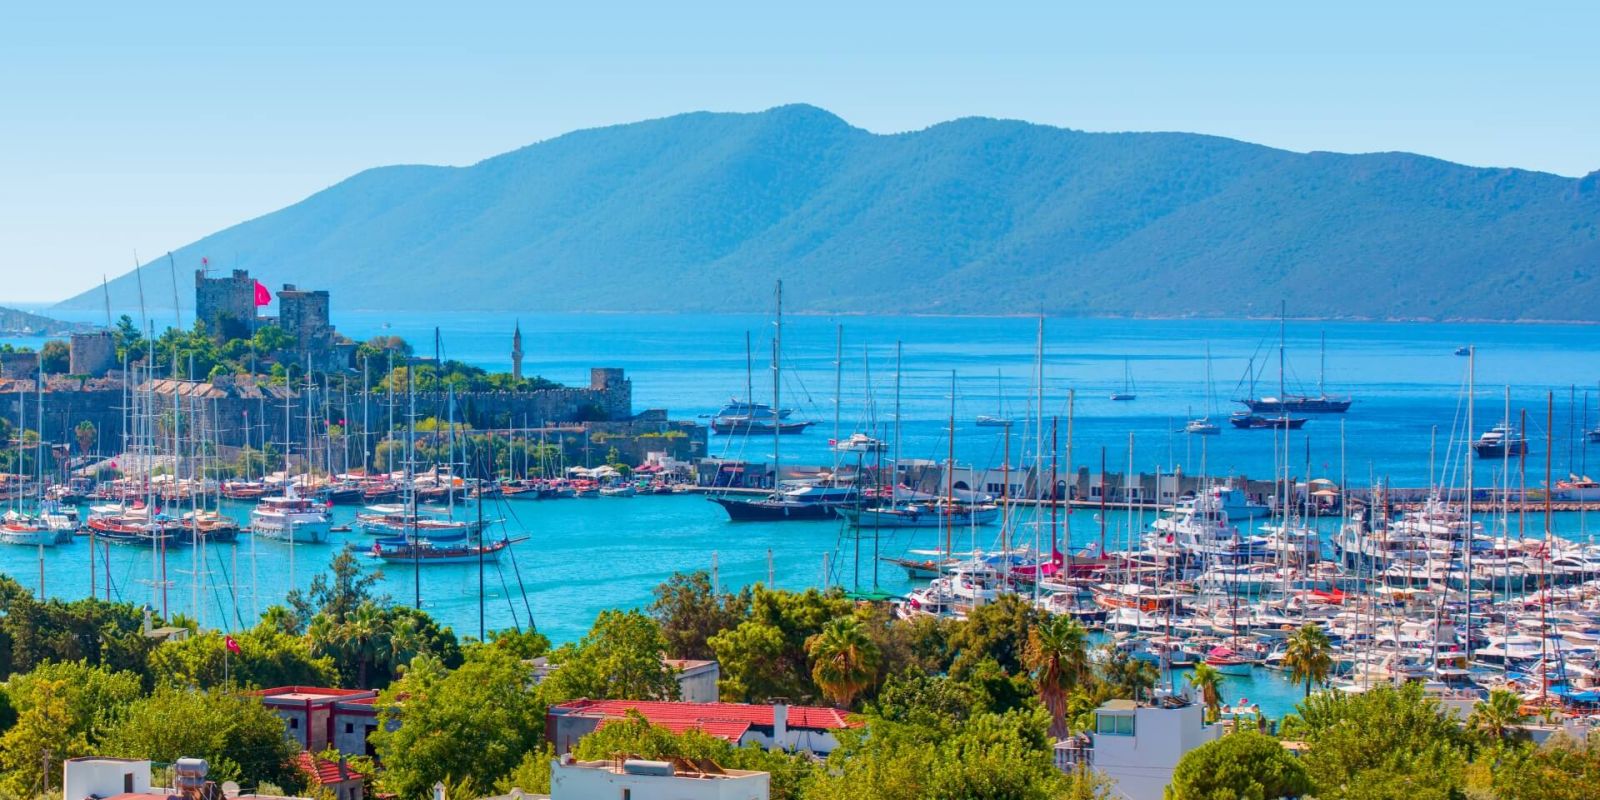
[1187,662,1225,722]
[806,617,881,709]
[1283,623,1333,697]
[1025,614,1090,738]
[1469,689,1528,745]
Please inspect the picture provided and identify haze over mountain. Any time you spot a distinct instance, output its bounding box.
[57,105,1600,322]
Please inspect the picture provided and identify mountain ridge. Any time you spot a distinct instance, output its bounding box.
[56,104,1600,321]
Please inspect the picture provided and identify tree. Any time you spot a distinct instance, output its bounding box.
[649,570,749,660]
[149,629,337,689]
[1289,683,1471,800]
[102,687,302,791]
[807,617,882,709]
[1099,645,1158,701]
[0,584,160,677]
[1024,614,1090,737]
[0,678,89,796]
[539,609,678,703]
[371,648,545,800]
[1283,623,1333,697]
[1468,689,1528,746]
[1187,663,1225,723]
[709,586,853,703]
[2,660,143,747]
[289,545,386,624]
[74,420,97,455]
[1492,732,1600,800]
[946,594,1039,678]
[1167,730,1311,800]
[39,339,70,374]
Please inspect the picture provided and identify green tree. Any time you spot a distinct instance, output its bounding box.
[539,609,678,703]
[1288,683,1470,800]
[0,678,89,796]
[1492,732,1600,800]
[946,594,1039,678]
[1467,689,1528,746]
[1187,663,1226,723]
[2,660,143,747]
[1098,645,1158,702]
[0,579,160,677]
[102,687,302,791]
[39,340,69,374]
[1166,730,1311,800]
[1024,614,1090,738]
[148,629,337,689]
[649,570,750,660]
[1283,623,1333,697]
[709,586,854,703]
[807,617,882,709]
[371,648,545,800]
[74,420,97,455]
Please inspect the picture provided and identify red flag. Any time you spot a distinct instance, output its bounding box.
[254,281,271,306]
[225,635,241,654]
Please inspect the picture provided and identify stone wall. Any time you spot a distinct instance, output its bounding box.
[69,332,117,378]
[195,269,258,341]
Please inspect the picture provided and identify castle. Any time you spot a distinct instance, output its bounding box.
[195,268,353,372]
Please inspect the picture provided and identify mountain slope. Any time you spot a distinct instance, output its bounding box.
[56,105,1600,320]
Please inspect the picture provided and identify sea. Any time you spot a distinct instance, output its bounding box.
[5,307,1600,717]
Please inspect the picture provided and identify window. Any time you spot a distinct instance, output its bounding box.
[345,722,354,734]
[290,718,300,730]
[621,791,631,800]
[1095,713,1135,736]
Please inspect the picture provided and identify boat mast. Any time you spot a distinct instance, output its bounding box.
[1465,345,1474,661]
[1278,300,1286,403]
[832,324,842,478]
[945,370,956,560]
[772,282,782,493]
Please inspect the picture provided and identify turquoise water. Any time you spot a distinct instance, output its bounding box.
[6,309,1600,717]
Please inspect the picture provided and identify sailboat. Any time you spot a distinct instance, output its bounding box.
[711,281,856,521]
[1239,312,1352,413]
[1186,345,1221,435]
[976,370,1012,426]
[1110,359,1137,401]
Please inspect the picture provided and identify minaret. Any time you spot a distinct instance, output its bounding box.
[511,321,524,382]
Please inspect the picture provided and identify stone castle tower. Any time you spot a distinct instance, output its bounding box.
[511,321,524,382]
[195,269,258,341]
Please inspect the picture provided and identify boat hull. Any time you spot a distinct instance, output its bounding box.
[710,496,839,521]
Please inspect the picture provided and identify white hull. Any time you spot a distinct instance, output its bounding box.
[251,513,332,543]
[0,528,58,547]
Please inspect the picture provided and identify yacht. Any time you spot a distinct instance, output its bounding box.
[710,483,857,521]
[1471,423,1528,459]
[250,495,332,543]
[710,399,812,435]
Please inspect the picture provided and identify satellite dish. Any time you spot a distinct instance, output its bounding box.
[220,781,241,798]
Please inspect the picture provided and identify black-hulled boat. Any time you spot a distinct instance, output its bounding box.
[1229,412,1308,430]
[710,484,859,521]
[1472,424,1529,459]
[1241,395,1353,414]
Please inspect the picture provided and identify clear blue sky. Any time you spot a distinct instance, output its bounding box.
[3,1,1597,301]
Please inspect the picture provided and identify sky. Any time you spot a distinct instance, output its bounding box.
[2,1,1597,302]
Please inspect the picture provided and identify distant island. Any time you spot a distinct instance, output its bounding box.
[0,305,93,336]
[56,104,1600,322]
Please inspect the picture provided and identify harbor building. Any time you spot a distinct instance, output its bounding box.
[550,756,770,800]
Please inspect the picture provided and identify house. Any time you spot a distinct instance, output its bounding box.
[253,686,383,756]
[1066,692,1223,800]
[530,657,722,704]
[663,659,720,703]
[296,751,364,800]
[61,756,310,800]
[546,699,854,757]
[549,755,768,800]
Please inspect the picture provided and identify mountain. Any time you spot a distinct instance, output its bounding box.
[56,105,1600,321]
[0,306,93,336]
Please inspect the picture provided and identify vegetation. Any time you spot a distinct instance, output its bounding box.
[1283,623,1333,697]
[1166,731,1310,800]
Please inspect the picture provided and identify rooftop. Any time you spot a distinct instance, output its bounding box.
[254,686,377,704]
[553,699,855,732]
[297,751,363,786]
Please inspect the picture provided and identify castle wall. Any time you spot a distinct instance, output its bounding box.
[69,332,118,377]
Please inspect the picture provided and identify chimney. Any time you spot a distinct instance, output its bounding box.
[772,702,789,748]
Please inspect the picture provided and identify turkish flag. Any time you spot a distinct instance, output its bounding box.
[254,281,271,306]
[225,635,241,654]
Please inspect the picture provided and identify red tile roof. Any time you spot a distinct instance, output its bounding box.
[599,716,753,743]
[556,699,855,731]
[297,751,363,786]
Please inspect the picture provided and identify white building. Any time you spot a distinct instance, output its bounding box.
[550,757,769,800]
[63,757,153,800]
[1074,694,1222,800]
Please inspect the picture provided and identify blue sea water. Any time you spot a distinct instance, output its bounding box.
[5,308,1600,717]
